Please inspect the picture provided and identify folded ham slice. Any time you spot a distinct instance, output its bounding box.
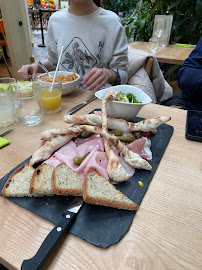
[127,137,152,160]
[63,114,171,132]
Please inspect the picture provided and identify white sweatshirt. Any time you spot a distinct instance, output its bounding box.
[46,7,128,86]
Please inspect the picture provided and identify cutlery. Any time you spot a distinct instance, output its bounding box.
[67,96,96,115]
[21,196,84,270]
[37,61,52,77]
[0,126,13,136]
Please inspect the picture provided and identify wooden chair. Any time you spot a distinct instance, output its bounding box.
[0,19,9,51]
[0,19,12,77]
[144,56,153,77]
[0,48,12,77]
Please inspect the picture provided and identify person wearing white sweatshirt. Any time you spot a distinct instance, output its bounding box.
[18,0,128,91]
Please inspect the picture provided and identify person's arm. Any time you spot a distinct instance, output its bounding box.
[17,61,53,81]
[178,38,202,102]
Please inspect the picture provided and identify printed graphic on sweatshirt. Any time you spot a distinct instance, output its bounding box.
[61,37,98,77]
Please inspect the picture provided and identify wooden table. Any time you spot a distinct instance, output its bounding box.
[128,41,194,65]
[0,89,202,270]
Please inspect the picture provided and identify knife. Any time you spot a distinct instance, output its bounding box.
[67,96,96,115]
[21,197,84,270]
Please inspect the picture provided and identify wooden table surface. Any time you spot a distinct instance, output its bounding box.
[0,89,202,270]
[128,41,194,65]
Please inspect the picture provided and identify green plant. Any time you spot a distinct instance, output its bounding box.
[121,0,202,45]
[168,0,202,44]
[121,0,163,41]
[102,0,135,16]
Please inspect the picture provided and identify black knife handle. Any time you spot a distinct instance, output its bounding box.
[21,211,77,270]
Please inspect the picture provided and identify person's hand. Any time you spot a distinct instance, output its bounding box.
[82,67,116,91]
[17,63,39,80]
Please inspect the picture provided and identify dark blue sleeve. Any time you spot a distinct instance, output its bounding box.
[178,38,202,102]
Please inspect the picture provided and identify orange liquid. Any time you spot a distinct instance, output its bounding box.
[40,89,61,111]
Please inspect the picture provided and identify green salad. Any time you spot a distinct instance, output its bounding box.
[117,92,142,103]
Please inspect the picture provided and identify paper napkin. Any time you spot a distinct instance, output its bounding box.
[0,137,10,148]
[173,43,196,48]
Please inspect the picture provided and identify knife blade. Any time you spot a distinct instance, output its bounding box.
[21,197,84,270]
[67,96,96,115]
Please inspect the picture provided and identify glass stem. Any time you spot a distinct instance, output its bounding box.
[157,37,160,51]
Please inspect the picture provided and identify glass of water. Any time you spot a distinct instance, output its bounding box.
[14,86,45,126]
[0,78,17,127]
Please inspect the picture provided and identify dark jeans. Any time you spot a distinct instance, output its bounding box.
[161,91,187,107]
[161,91,202,111]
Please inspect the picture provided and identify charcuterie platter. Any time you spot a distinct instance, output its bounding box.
[0,101,173,248]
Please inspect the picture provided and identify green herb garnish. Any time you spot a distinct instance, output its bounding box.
[126,93,141,103]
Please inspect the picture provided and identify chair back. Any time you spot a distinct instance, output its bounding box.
[0,19,9,49]
[144,57,153,77]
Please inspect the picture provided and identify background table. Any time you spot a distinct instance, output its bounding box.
[128,41,194,65]
[0,89,202,270]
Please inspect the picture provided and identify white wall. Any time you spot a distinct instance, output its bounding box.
[60,1,69,9]
[0,0,32,78]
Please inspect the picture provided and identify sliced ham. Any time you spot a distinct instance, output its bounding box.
[43,140,77,167]
[84,151,109,180]
[127,137,152,160]
[43,156,62,168]
[54,140,77,155]
[75,134,100,146]
[43,130,153,182]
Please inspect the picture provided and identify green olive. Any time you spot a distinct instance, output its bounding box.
[116,136,135,143]
[73,152,90,165]
[134,131,142,139]
[79,132,93,138]
[110,130,123,136]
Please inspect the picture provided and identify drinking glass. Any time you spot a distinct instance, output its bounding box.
[154,18,166,51]
[160,34,167,48]
[147,38,158,54]
[35,79,62,114]
[14,87,45,126]
[0,78,17,127]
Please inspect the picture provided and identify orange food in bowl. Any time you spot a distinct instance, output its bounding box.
[40,73,78,83]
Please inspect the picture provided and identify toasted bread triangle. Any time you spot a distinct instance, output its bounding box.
[2,163,35,197]
[83,171,139,211]
[52,163,83,196]
[30,163,54,196]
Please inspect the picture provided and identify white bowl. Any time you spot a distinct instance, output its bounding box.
[37,71,80,95]
[95,85,152,121]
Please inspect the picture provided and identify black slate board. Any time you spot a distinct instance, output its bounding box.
[0,112,173,248]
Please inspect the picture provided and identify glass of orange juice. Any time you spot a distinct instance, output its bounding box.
[34,80,62,114]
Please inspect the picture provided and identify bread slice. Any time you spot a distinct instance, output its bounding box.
[29,163,54,196]
[2,163,35,197]
[83,171,139,211]
[52,163,83,196]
